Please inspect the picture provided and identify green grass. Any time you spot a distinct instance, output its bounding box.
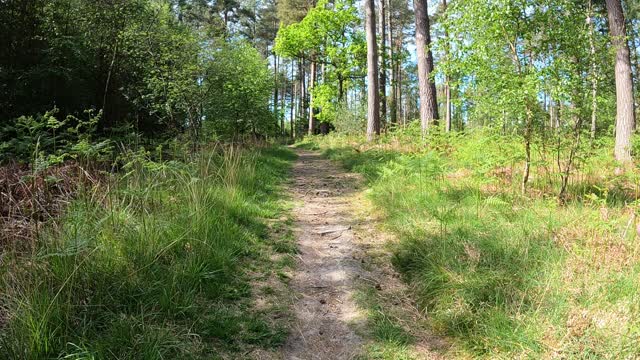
[354,286,417,360]
[305,131,640,359]
[0,145,297,359]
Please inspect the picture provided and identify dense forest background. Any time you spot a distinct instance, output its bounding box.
[1,0,280,163]
[4,0,640,167]
[5,0,640,178]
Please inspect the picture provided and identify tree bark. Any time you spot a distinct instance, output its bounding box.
[387,0,396,125]
[291,60,296,139]
[414,0,439,135]
[605,0,636,163]
[588,1,598,143]
[632,23,640,131]
[274,54,279,125]
[300,58,306,128]
[365,0,381,141]
[443,0,452,132]
[308,60,317,136]
[281,61,286,137]
[398,62,404,125]
[379,0,387,127]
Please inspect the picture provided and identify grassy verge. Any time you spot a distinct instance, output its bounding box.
[301,132,640,359]
[0,145,297,359]
[343,191,443,360]
[354,285,419,360]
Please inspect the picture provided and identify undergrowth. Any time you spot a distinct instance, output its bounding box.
[302,129,640,359]
[0,145,297,359]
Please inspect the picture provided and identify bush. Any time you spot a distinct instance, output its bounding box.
[333,102,366,135]
[0,108,109,163]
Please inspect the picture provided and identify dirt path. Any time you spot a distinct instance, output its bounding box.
[280,149,448,360]
[282,149,366,359]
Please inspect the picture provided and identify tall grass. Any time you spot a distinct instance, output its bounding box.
[0,145,296,359]
[304,131,640,359]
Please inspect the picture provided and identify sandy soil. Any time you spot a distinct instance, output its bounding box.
[279,149,448,360]
[281,149,366,360]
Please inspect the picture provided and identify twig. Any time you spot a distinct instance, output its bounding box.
[315,226,351,235]
[621,212,636,240]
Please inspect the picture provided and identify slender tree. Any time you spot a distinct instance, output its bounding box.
[281,61,287,136]
[274,53,279,123]
[291,60,296,139]
[379,0,387,126]
[606,0,636,163]
[443,0,452,132]
[365,0,381,141]
[300,59,306,128]
[396,33,405,125]
[309,60,317,135]
[588,0,598,142]
[387,0,397,125]
[414,0,439,134]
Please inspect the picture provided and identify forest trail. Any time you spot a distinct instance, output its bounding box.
[281,149,446,359]
[282,149,366,359]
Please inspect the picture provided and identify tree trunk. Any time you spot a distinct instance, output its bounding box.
[549,100,556,130]
[588,1,598,143]
[414,0,439,135]
[398,62,404,125]
[300,58,306,127]
[443,0,452,132]
[365,0,381,141]
[281,62,286,137]
[291,60,296,139]
[308,60,317,136]
[606,0,636,163]
[387,0,396,125]
[274,54,279,124]
[379,0,387,127]
[522,106,532,194]
[629,19,640,132]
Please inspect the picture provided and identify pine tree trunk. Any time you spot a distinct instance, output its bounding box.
[629,21,640,131]
[308,60,317,136]
[588,1,598,142]
[274,54,279,125]
[281,62,286,137]
[397,62,403,125]
[291,60,296,139]
[443,0,452,132]
[414,0,439,135]
[605,0,636,163]
[379,0,387,127]
[365,0,381,142]
[300,59,306,127]
[387,0,396,125]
